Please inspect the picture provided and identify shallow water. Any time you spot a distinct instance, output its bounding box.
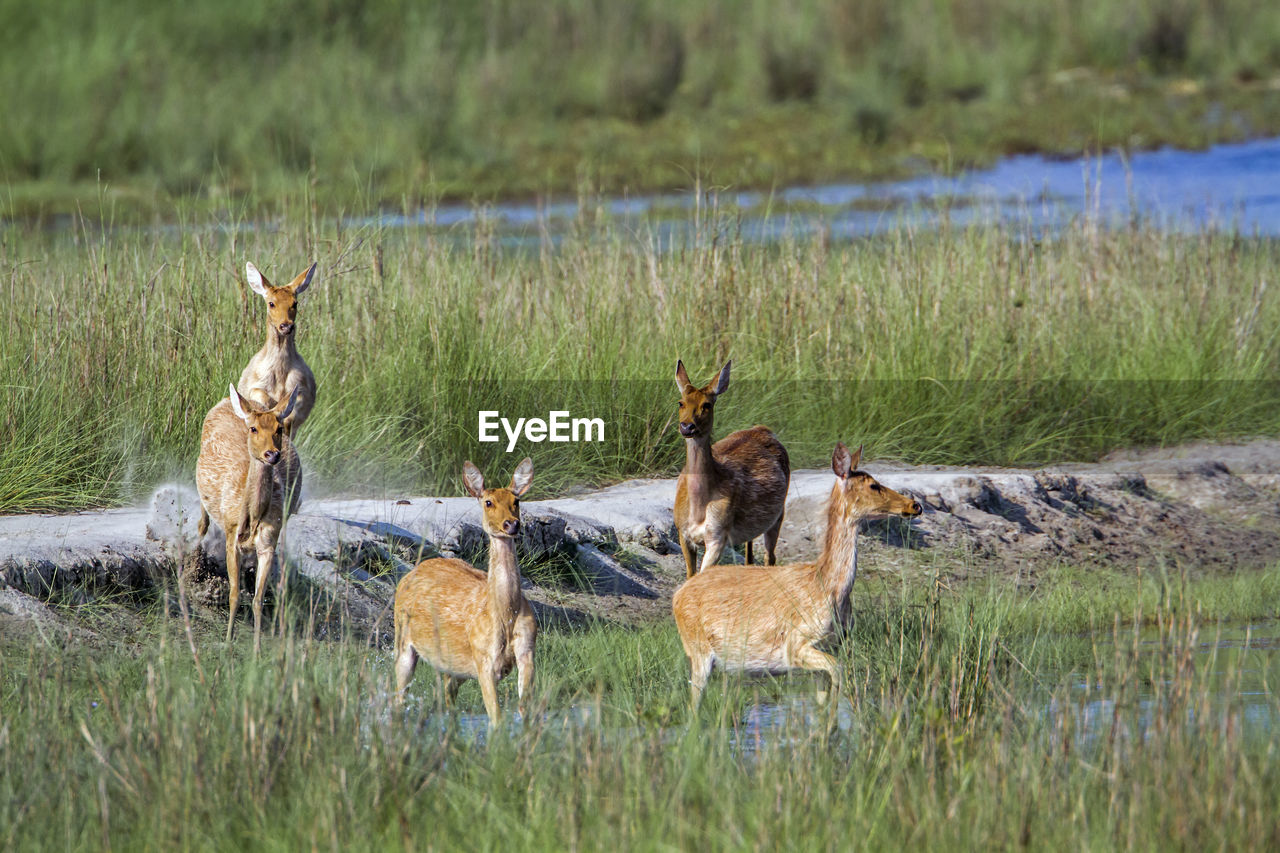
[358,136,1280,243]
[376,621,1280,755]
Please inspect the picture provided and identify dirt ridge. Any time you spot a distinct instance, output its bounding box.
[3,440,1279,635]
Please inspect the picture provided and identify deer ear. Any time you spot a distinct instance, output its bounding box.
[832,442,852,479]
[849,444,863,472]
[246,263,268,297]
[463,461,484,498]
[510,457,534,497]
[675,359,693,394]
[709,359,731,396]
[229,384,251,423]
[277,386,299,422]
[289,262,317,295]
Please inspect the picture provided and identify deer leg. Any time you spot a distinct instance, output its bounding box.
[794,644,843,706]
[514,617,537,718]
[433,673,465,711]
[689,653,714,713]
[274,547,290,638]
[699,538,726,574]
[678,530,698,579]
[444,676,462,708]
[224,530,241,644]
[764,515,783,566]
[394,645,418,707]
[476,660,501,726]
[198,507,209,538]
[745,540,755,565]
[252,540,275,657]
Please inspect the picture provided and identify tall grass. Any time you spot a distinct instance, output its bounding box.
[4,0,1280,209]
[4,564,1280,848]
[3,209,1278,513]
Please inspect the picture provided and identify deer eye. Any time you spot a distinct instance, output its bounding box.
[485,500,493,508]
[250,427,258,434]
[269,302,275,308]
[871,484,881,492]
[513,499,519,507]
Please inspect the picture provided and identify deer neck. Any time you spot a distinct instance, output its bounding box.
[682,432,721,511]
[486,536,523,621]
[814,496,862,610]
[244,456,274,526]
[263,326,298,360]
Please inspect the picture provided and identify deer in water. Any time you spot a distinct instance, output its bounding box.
[238,261,317,438]
[196,384,302,653]
[393,459,537,725]
[674,359,790,578]
[672,443,922,711]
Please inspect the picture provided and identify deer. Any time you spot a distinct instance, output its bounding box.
[393,458,538,726]
[237,260,317,438]
[196,383,302,654]
[672,443,922,711]
[673,358,791,578]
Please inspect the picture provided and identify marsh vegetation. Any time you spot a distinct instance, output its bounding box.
[6,0,1280,216]
[3,210,1278,514]
[5,564,1280,848]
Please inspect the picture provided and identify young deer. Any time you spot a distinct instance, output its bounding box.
[196,384,302,653]
[672,443,921,710]
[674,359,790,578]
[393,459,538,725]
[237,261,317,438]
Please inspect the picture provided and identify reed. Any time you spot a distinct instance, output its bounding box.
[3,210,1278,514]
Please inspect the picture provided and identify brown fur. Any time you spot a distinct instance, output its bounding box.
[393,459,537,724]
[237,261,317,438]
[672,443,922,710]
[196,385,302,653]
[673,359,791,578]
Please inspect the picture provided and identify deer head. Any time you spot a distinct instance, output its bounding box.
[830,443,922,519]
[228,384,296,466]
[675,358,731,439]
[246,261,316,338]
[463,458,534,539]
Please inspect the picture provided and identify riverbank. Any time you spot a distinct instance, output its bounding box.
[5,438,1279,641]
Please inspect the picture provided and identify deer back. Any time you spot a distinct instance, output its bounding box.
[196,399,301,535]
[672,562,829,668]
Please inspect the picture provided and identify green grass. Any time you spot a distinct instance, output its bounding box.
[5,563,1280,848]
[5,0,1280,215]
[3,210,1279,514]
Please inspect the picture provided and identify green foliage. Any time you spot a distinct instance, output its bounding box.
[5,565,1280,848]
[3,212,1279,513]
[4,0,1280,208]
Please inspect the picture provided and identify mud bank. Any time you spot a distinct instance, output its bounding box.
[3,440,1279,638]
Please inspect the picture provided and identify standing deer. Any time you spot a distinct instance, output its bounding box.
[672,443,922,711]
[196,384,302,653]
[674,359,790,578]
[238,261,317,438]
[393,459,538,725]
